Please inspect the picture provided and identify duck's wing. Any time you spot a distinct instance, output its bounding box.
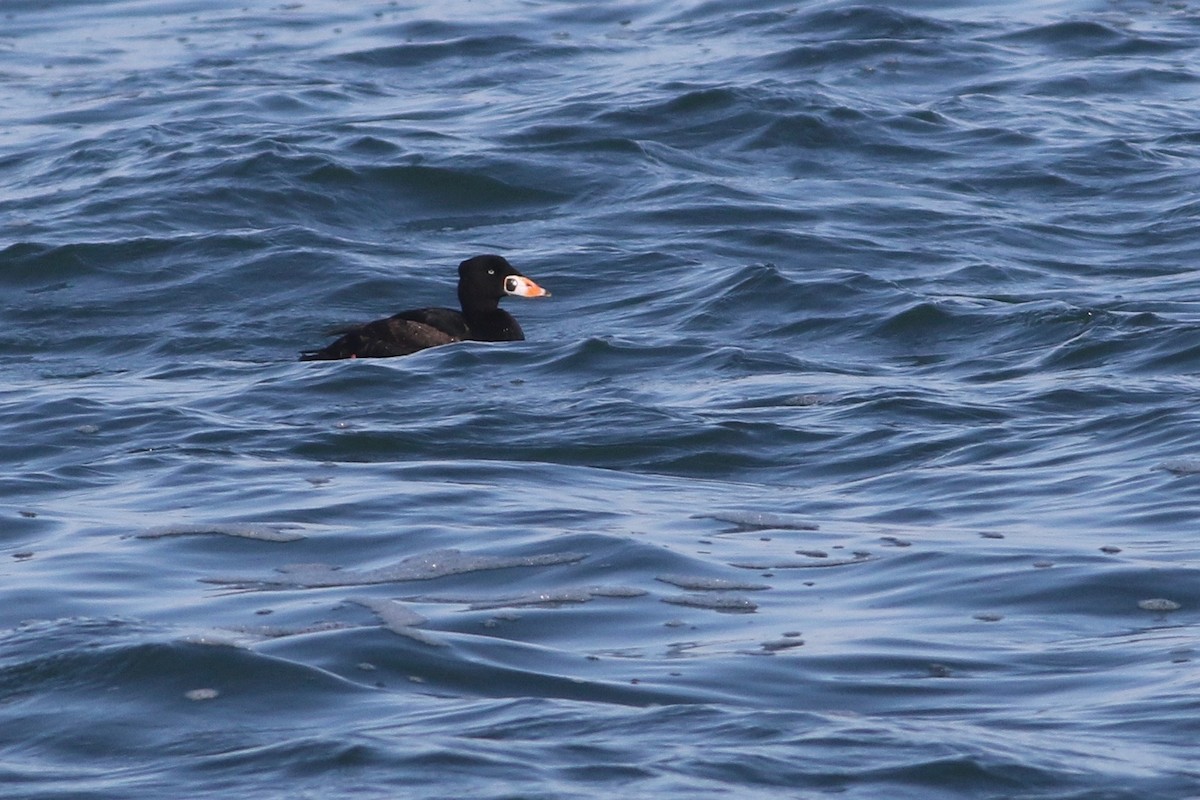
[299,308,466,361]
[392,307,470,339]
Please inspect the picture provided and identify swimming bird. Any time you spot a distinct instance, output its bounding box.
[300,254,550,361]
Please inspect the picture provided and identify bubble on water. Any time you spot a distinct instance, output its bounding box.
[185,688,219,701]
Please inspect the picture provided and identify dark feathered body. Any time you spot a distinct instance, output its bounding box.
[300,255,546,361]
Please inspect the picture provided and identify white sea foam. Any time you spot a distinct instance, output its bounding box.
[205,549,588,588]
[661,594,758,613]
[729,555,870,570]
[352,597,443,644]
[697,511,820,531]
[137,523,306,542]
[1138,598,1181,612]
[656,574,770,591]
[466,585,648,610]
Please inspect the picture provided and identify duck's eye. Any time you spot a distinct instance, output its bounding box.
[487,269,495,275]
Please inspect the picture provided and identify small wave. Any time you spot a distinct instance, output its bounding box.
[993,19,1186,58]
[761,37,943,72]
[330,34,579,69]
[0,238,177,289]
[796,6,955,40]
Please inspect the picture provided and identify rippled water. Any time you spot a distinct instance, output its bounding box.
[3,0,1200,797]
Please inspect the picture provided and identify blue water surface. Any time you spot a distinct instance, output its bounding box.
[2,0,1200,797]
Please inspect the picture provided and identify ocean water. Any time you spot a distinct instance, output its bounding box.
[2,0,1200,797]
